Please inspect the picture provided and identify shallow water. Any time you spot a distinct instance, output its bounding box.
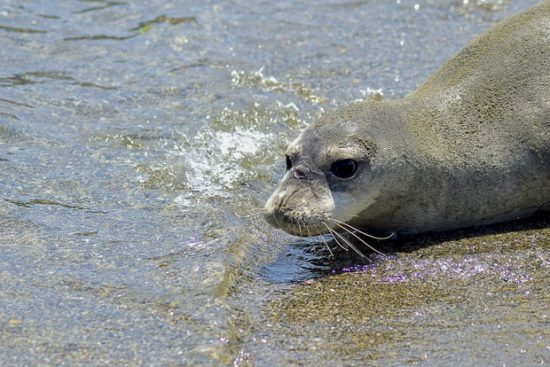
[0,0,548,365]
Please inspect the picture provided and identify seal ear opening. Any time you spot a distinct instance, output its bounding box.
[330,159,358,179]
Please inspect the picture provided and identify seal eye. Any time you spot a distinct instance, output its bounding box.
[285,155,292,171]
[330,159,358,179]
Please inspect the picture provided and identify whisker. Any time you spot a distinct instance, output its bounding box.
[322,237,335,258]
[332,230,368,259]
[321,222,347,252]
[315,223,334,258]
[297,219,303,236]
[330,218,395,241]
[305,224,318,252]
[331,221,385,256]
[323,222,367,259]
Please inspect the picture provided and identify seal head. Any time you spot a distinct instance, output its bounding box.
[264,102,409,236]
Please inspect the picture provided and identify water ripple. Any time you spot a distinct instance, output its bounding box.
[72,1,127,14]
[0,24,47,34]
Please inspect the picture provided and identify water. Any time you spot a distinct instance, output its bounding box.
[1,0,548,365]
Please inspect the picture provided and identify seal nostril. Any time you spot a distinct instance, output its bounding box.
[293,168,307,180]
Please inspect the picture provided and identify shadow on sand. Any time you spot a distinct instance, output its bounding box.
[261,212,550,284]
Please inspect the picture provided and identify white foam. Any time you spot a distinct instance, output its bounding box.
[173,126,273,207]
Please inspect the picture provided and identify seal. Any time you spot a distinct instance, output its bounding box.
[264,1,550,239]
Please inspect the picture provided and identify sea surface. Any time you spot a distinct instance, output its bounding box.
[0,0,548,365]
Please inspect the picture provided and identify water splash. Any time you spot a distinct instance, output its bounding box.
[230,67,326,104]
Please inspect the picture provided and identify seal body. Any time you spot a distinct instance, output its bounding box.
[264,1,550,236]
